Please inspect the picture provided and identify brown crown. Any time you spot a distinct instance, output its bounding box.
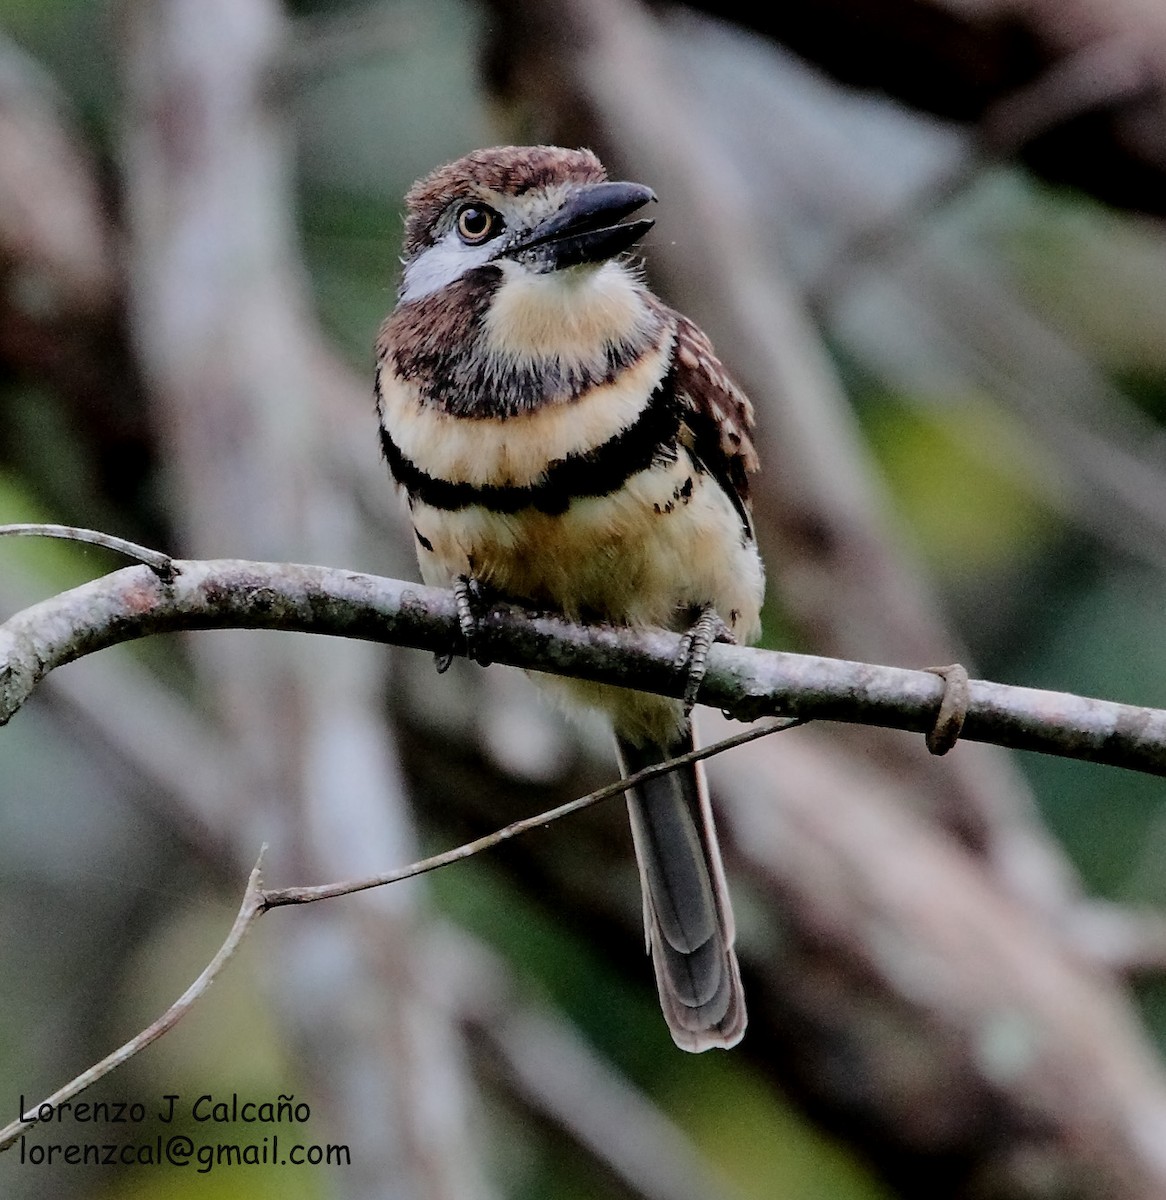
[401,145,608,258]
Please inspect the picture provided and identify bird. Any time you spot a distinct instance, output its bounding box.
[375,145,764,1051]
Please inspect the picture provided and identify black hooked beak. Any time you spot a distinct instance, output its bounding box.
[507,181,656,269]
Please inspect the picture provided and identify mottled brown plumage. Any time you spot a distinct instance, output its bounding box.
[378,268,666,418]
[376,145,765,1051]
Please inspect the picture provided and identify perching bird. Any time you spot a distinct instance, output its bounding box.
[375,145,764,1050]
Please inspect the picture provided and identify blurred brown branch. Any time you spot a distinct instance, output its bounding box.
[116,0,486,1193]
[654,0,1166,214]
[0,36,154,531]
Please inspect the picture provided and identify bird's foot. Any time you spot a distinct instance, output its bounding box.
[675,606,734,715]
[435,574,492,673]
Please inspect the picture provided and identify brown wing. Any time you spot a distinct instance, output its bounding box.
[670,312,759,537]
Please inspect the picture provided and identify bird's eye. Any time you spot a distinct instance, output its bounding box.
[456,204,501,245]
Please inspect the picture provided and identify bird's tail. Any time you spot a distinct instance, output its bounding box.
[617,729,746,1051]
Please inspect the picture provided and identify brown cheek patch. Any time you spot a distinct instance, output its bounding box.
[379,267,501,381]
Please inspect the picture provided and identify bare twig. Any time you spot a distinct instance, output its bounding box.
[0,523,176,578]
[262,718,800,907]
[0,722,795,1154]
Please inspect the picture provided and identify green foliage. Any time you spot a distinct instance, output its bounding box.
[300,189,404,363]
[860,391,1062,581]
[1011,564,1166,901]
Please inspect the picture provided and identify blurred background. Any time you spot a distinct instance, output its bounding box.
[5,0,1166,1196]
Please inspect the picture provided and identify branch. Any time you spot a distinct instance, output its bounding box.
[261,717,798,907]
[1,554,1165,775]
[658,0,1166,216]
[0,720,796,1154]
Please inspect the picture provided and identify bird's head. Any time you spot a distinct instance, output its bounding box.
[397,145,655,303]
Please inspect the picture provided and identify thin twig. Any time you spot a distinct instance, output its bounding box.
[262,718,802,907]
[0,523,176,580]
[0,850,267,1152]
[0,721,797,1152]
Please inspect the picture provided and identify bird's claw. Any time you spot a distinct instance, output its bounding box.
[452,574,492,667]
[675,606,734,715]
[434,575,491,672]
